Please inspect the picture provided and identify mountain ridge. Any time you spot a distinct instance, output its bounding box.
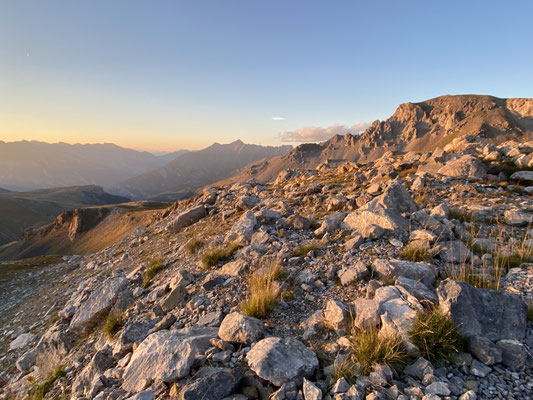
[222,94,533,184]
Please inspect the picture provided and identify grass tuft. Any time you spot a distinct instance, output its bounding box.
[142,258,165,288]
[27,365,65,400]
[399,245,435,262]
[333,356,356,383]
[103,313,124,338]
[240,264,284,318]
[349,328,408,375]
[185,238,205,254]
[409,309,465,362]
[201,242,242,269]
[293,242,321,257]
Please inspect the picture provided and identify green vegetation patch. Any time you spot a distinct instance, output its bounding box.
[409,309,465,362]
[142,257,165,288]
[201,242,242,269]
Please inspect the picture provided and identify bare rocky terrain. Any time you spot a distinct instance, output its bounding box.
[1,95,533,400]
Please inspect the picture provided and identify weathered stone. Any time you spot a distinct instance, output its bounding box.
[322,299,350,332]
[168,205,206,232]
[344,235,364,252]
[343,181,418,234]
[69,273,129,334]
[16,350,36,372]
[122,327,217,392]
[510,170,533,182]
[404,358,434,380]
[218,312,264,344]
[437,155,487,180]
[468,336,502,365]
[470,359,491,378]
[178,368,244,400]
[337,262,369,285]
[437,279,527,341]
[237,195,260,210]
[226,211,257,243]
[9,333,35,350]
[496,339,526,369]
[286,214,311,230]
[504,210,533,226]
[395,276,438,305]
[197,310,225,327]
[221,259,248,277]
[373,259,436,287]
[113,321,155,357]
[246,337,318,386]
[161,285,187,312]
[302,378,322,400]
[256,209,282,225]
[425,382,450,396]
[352,298,382,330]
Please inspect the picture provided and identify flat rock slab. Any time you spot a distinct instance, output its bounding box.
[122,327,217,392]
[437,279,527,341]
[167,205,206,232]
[246,337,318,386]
[70,273,129,334]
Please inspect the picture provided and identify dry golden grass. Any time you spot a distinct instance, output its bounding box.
[240,264,284,318]
[349,327,408,375]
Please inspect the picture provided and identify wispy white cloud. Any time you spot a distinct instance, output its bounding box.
[279,122,370,143]
[272,116,286,121]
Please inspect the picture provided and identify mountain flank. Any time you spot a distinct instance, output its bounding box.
[0,141,185,191]
[117,140,292,200]
[224,95,533,184]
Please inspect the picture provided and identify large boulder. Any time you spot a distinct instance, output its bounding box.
[69,272,130,334]
[167,205,207,232]
[322,299,350,332]
[437,155,487,180]
[343,181,418,234]
[372,259,437,287]
[122,327,217,392]
[246,337,319,386]
[437,279,527,341]
[218,312,264,344]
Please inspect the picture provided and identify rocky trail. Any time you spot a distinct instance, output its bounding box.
[1,135,533,400]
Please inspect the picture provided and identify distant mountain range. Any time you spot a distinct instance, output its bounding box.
[116,140,293,200]
[0,185,129,245]
[222,95,533,184]
[0,141,187,191]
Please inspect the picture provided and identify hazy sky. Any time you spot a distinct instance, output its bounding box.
[1,1,532,152]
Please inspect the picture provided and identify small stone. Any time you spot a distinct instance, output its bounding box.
[302,378,322,400]
[470,359,491,378]
[425,382,450,396]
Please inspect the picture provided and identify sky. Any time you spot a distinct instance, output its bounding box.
[1,1,532,152]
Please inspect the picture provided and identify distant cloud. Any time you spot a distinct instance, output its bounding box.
[279,122,370,143]
[272,116,286,121]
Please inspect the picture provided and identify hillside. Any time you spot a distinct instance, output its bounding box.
[224,95,533,184]
[2,132,533,399]
[0,185,129,245]
[0,201,170,261]
[117,140,292,200]
[0,141,185,191]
